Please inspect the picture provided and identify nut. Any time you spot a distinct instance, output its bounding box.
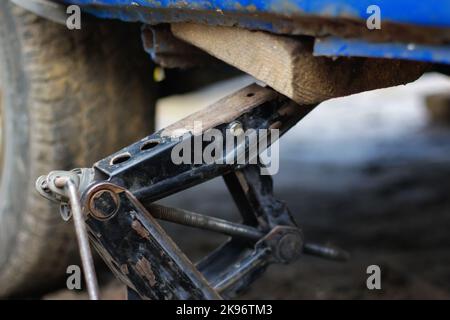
[228,121,244,136]
[89,189,119,220]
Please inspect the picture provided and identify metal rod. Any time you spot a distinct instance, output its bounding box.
[146,203,349,262]
[303,242,350,261]
[66,180,100,300]
[145,203,264,241]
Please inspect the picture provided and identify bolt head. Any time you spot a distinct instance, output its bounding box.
[89,190,119,220]
[228,121,244,136]
[278,233,303,262]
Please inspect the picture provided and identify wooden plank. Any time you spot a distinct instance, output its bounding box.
[160,84,278,138]
[171,23,427,104]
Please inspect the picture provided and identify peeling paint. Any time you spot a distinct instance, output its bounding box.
[131,219,151,240]
[135,257,157,287]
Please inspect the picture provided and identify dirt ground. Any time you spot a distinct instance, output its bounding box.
[45,73,450,300]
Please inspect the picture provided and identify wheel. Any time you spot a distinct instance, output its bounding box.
[0,3,156,297]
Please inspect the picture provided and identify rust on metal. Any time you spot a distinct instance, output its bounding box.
[131,219,151,241]
[87,188,120,220]
[135,257,157,287]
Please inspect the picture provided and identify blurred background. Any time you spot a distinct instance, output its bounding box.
[46,72,450,299]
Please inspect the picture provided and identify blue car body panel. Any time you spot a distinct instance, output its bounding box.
[315,37,450,65]
[64,0,450,64]
[67,0,450,28]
